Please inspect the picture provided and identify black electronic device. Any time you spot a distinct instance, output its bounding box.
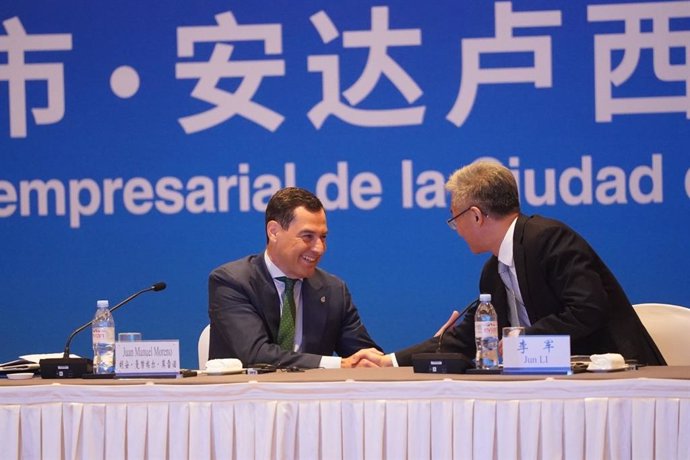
[412,352,473,374]
[39,282,166,379]
[37,358,92,379]
[246,363,277,375]
[465,367,502,375]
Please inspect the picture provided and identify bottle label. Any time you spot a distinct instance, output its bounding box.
[475,321,498,338]
[93,327,115,343]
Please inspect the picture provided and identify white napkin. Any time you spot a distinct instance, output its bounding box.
[587,353,625,371]
[205,358,243,372]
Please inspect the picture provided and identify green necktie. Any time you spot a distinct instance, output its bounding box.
[276,277,297,351]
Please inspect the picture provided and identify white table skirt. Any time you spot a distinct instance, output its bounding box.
[1,377,689,460]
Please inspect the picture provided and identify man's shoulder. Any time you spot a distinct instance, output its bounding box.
[521,214,565,229]
[518,214,592,253]
[210,254,264,278]
[519,214,574,238]
[306,266,346,290]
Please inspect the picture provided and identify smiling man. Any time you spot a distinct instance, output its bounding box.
[208,187,382,369]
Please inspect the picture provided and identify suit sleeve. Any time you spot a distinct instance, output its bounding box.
[208,267,323,369]
[333,281,382,357]
[523,224,612,339]
[394,305,478,366]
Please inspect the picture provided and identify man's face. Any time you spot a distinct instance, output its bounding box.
[451,202,483,254]
[267,206,327,279]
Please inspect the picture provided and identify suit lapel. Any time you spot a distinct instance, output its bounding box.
[252,256,282,341]
[301,274,327,351]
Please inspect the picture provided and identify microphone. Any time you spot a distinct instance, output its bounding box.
[436,298,479,352]
[39,282,167,379]
[434,310,460,338]
[412,298,479,374]
[60,281,166,358]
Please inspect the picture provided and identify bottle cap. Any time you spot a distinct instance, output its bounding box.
[97,299,109,308]
[479,293,492,302]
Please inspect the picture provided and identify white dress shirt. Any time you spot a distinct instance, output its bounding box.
[264,252,341,368]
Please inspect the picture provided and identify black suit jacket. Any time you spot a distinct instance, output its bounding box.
[208,254,381,368]
[396,214,666,366]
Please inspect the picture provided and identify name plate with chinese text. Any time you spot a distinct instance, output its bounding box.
[502,335,571,374]
[115,340,180,377]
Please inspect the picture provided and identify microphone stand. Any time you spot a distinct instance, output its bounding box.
[39,282,166,378]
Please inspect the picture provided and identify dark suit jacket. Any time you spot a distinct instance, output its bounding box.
[396,214,666,366]
[208,254,381,368]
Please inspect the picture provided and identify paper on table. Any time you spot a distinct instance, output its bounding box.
[1,353,82,374]
[0,363,40,373]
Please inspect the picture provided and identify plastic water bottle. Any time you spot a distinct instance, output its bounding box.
[474,293,498,369]
[92,299,115,374]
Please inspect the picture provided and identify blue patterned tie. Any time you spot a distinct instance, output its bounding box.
[276,277,297,351]
[499,262,530,327]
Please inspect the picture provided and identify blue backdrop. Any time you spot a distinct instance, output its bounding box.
[2,0,689,369]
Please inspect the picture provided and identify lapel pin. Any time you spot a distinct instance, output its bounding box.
[320,296,326,303]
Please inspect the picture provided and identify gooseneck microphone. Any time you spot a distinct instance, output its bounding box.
[436,298,480,353]
[412,298,479,374]
[61,282,167,359]
[40,282,167,379]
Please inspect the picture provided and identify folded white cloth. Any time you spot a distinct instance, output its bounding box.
[205,358,243,372]
[587,353,625,371]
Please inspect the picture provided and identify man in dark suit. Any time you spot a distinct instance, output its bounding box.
[208,187,381,369]
[362,161,665,367]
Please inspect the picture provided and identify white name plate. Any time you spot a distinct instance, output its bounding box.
[115,340,180,377]
[503,335,571,374]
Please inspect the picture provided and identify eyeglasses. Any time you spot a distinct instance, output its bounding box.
[446,206,472,230]
[446,205,487,230]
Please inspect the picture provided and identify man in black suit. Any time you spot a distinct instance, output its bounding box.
[208,187,381,369]
[362,161,665,367]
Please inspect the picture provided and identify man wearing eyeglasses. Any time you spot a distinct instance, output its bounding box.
[359,160,665,367]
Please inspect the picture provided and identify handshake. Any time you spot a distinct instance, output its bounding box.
[341,348,393,368]
[339,308,462,368]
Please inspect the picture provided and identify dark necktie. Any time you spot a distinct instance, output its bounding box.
[276,277,297,351]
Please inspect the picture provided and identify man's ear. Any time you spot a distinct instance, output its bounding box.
[266,220,281,241]
[472,206,480,222]
[472,206,484,224]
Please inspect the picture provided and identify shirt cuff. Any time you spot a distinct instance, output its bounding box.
[389,353,399,368]
[319,355,342,369]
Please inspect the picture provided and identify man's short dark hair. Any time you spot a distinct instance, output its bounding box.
[265,187,324,238]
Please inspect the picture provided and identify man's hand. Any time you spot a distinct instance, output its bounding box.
[341,348,383,367]
[341,348,393,368]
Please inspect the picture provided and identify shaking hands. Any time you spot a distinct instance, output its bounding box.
[341,348,393,368]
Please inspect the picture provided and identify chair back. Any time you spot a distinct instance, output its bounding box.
[198,324,211,370]
[633,303,690,366]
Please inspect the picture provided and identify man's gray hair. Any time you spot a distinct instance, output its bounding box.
[445,160,520,216]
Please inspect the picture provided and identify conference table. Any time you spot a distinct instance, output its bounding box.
[1,366,689,460]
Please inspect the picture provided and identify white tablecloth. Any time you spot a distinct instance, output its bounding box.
[1,373,689,459]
